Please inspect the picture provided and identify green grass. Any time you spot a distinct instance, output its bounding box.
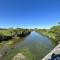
[0,43,4,48]
[0,30,11,35]
[36,29,59,44]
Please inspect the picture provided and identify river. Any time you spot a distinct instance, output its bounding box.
[4,31,56,60]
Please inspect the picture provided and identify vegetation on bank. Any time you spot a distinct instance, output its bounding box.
[0,28,31,48]
[36,24,60,44]
[0,25,60,60]
[0,28,31,60]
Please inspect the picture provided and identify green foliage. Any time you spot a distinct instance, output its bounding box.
[36,25,60,43]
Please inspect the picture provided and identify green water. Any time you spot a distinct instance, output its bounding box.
[4,31,56,60]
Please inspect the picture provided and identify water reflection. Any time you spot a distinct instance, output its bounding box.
[4,31,56,60]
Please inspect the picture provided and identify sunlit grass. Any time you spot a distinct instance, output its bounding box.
[0,43,4,48]
[0,30,11,35]
[6,40,15,48]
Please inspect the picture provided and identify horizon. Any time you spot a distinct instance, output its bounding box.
[0,0,60,29]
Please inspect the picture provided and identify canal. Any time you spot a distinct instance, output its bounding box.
[4,31,56,60]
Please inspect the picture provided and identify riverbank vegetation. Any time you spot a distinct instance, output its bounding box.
[0,28,31,47]
[36,24,60,44]
[0,24,60,60]
[0,28,32,60]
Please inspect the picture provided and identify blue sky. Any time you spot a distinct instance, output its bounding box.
[0,0,60,29]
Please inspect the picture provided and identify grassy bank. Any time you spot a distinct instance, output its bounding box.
[0,28,31,59]
[36,25,60,44]
[0,28,31,41]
